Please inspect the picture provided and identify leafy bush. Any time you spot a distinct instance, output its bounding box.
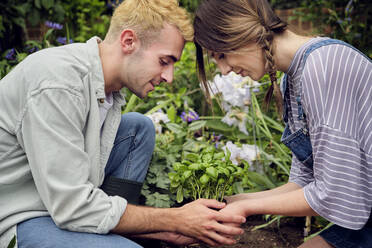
[293,0,371,56]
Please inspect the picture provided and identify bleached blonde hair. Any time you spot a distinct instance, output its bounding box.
[105,0,193,45]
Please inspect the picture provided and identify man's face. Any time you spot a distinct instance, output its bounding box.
[123,24,185,98]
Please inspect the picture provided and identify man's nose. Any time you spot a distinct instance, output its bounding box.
[161,66,174,84]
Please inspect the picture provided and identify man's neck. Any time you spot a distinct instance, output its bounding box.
[98,41,123,95]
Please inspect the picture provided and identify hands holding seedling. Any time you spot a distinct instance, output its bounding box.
[173,198,246,246]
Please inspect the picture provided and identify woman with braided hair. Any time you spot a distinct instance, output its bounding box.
[194,0,372,247]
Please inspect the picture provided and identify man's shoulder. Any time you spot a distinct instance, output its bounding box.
[21,43,93,91]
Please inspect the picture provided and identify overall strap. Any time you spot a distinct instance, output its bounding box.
[282,38,371,123]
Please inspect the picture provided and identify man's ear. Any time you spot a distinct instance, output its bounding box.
[119,29,139,54]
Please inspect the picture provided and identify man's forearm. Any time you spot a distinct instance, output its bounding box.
[111,199,247,246]
[112,204,178,234]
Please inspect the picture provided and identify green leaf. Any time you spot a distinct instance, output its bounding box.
[156,177,170,190]
[27,9,40,26]
[165,123,184,134]
[247,171,276,189]
[176,186,184,203]
[233,182,244,194]
[145,192,171,208]
[188,163,201,171]
[202,153,212,163]
[199,174,210,185]
[34,0,41,8]
[43,28,54,41]
[183,170,192,179]
[185,153,199,162]
[145,99,172,115]
[11,17,26,29]
[123,94,140,113]
[167,105,176,123]
[205,120,234,131]
[41,0,54,9]
[213,152,225,160]
[178,87,187,95]
[188,120,207,132]
[206,167,218,179]
[173,162,183,171]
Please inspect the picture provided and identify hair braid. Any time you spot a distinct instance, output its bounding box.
[260,28,283,117]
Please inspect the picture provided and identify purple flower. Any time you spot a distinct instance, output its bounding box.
[211,132,222,148]
[27,46,39,54]
[336,19,343,25]
[180,110,200,122]
[56,37,73,45]
[5,48,16,60]
[45,21,63,30]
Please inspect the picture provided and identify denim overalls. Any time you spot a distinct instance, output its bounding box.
[280,38,372,248]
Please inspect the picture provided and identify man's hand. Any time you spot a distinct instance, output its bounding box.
[173,199,246,246]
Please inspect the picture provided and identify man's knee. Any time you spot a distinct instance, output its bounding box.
[121,113,155,134]
[120,112,155,146]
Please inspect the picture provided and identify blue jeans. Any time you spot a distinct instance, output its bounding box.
[17,113,155,248]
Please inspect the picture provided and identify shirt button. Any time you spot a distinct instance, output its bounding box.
[99,98,104,103]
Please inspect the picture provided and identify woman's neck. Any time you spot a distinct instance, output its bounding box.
[273,30,313,73]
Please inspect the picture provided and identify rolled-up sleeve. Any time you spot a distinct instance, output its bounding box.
[19,87,127,233]
[303,125,371,230]
[289,155,314,187]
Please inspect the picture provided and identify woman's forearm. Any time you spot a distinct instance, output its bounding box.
[225,182,301,203]
[237,187,318,217]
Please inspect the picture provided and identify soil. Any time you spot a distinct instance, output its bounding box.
[136,215,307,248]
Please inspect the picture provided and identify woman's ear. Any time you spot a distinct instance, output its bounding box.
[119,29,138,54]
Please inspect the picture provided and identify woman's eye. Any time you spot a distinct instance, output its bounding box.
[218,54,225,60]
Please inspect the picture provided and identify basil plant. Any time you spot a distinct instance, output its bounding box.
[169,145,245,203]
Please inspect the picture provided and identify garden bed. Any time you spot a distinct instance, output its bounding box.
[137,215,306,248]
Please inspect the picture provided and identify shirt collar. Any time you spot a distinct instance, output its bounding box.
[86,36,126,106]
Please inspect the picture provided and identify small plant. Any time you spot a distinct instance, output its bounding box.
[169,145,246,203]
[7,235,16,248]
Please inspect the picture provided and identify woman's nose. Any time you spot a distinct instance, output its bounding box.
[217,62,232,75]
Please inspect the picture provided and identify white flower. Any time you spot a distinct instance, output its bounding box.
[221,109,248,135]
[146,110,170,134]
[208,72,260,110]
[240,144,259,164]
[223,141,241,165]
[222,141,259,165]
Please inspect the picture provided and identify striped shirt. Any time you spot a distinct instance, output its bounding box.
[287,37,372,230]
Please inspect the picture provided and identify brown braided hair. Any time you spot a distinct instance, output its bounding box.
[194,0,287,116]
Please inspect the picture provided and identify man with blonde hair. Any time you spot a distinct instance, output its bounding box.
[0,0,245,247]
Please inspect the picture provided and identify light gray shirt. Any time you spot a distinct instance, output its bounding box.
[287,37,372,230]
[0,37,127,246]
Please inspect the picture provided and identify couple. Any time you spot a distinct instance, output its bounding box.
[0,0,371,247]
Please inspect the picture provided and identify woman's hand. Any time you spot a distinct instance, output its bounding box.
[219,200,248,228]
[224,193,246,204]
